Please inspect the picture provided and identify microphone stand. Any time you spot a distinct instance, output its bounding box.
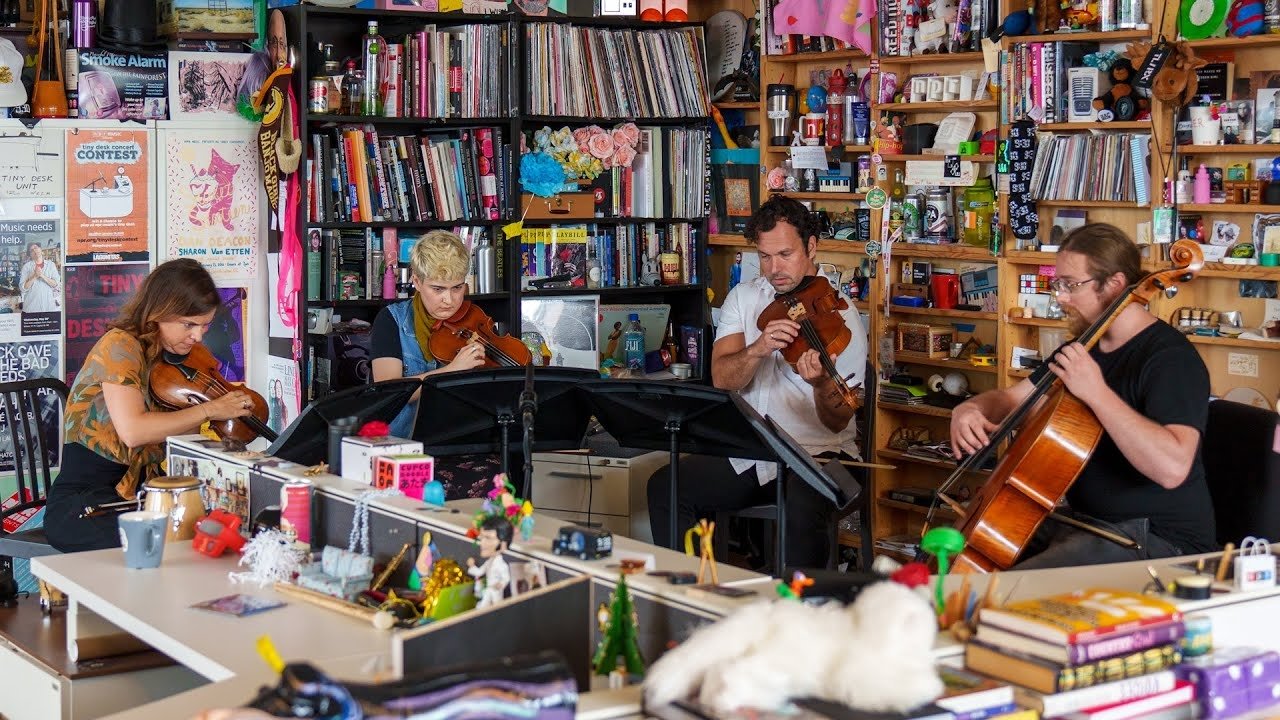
[519,363,537,501]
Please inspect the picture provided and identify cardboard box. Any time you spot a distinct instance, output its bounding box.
[341,436,423,485]
[374,454,435,500]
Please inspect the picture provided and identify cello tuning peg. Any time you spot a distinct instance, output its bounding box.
[1164,286,1179,299]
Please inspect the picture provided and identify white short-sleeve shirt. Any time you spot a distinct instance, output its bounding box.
[717,275,868,485]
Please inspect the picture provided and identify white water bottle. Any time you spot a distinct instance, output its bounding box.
[476,237,496,294]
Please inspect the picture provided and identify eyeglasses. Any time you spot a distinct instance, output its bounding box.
[1049,277,1096,295]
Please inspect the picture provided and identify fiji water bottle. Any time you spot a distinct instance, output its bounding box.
[623,313,645,371]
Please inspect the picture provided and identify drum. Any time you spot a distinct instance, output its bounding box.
[141,476,207,541]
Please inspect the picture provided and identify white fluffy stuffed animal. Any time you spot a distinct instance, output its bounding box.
[644,581,943,715]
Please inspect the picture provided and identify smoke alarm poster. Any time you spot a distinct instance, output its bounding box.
[65,129,151,264]
[164,130,261,283]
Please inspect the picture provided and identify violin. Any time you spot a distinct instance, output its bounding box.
[427,301,532,367]
[935,240,1204,574]
[756,276,862,410]
[149,343,279,444]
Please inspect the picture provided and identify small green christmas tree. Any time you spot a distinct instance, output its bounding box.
[592,573,645,676]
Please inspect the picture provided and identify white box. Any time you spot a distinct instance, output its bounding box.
[341,436,423,485]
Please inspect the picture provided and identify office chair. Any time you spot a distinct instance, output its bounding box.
[1202,399,1280,547]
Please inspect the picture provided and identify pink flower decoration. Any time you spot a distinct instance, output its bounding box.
[506,505,519,517]
[588,132,614,160]
[612,128,630,148]
[619,122,640,145]
[572,127,592,146]
[612,143,637,168]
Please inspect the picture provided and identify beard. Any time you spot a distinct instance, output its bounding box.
[1065,307,1089,336]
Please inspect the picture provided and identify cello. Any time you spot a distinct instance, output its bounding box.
[932,240,1203,574]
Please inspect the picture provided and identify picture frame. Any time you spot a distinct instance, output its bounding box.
[167,51,253,120]
[1253,87,1280,144]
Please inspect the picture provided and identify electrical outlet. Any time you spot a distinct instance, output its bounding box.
[1228,352,1259,378]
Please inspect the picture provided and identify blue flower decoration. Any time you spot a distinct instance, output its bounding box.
[520,151,567,198]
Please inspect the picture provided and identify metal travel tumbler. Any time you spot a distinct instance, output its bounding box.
[327,416,358,475]
[767,84,796,146]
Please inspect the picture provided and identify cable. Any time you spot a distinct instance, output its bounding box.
[585,454,595,530]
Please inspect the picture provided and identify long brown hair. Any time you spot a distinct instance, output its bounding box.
[112,259,220,364]
[1058,223,1142,288]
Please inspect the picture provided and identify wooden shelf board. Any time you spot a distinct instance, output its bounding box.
[1171,144,1280,154]
[1007,316,1070,328]
[1186,34,1280,50]
[1008,368,1033,378]
[877,496,959,520]
[772,191,867,201]
[709,233,747,247]
[1187,335,1280,350]
[714,101,759,109]
[1039,121,1150,131]
[1004,29,1149,45]
[875,100,999,113]
[765,145,873,154]
[891,306,998,320]
[767,49,868,63]
[878,448,989,475]
[1178,203,1280,213]
[879,154,996,163]
[1034,199,1141,208]
[878,401,954,418]
[891,243,996,260]
[875,51,984,65]
[1004,249,1060,264]
[893,354,998,374]
[1193,263,1280,280]
[838,530,863,548]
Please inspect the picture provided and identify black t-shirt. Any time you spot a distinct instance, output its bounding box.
[371,306,403,361]
[1028,320,1216,554]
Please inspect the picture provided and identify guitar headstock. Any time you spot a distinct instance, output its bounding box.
[1132,240,1204,304]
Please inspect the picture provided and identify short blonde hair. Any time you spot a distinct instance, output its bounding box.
[409,231,470,283]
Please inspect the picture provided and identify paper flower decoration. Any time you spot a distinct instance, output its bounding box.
[357,420,391,438]
[520,151,567,198]
[471,473,536,542]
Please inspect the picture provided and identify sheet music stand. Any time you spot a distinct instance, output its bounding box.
[413,367,597,498]
[267,378,422,465]
[578,380,852,562]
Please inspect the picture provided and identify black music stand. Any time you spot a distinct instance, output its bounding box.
[267,378,423,465]
[578,380,853,564]
[413,367,597,499]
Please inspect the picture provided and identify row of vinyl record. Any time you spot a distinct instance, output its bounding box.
[1028,133,1151,204]
[380,23,510,120]
[523,23,710,119]
[306,124,509,224]
[520,222,698,290]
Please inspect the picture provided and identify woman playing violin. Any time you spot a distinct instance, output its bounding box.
[45,259,255,552]
[646,196,868,569]
[949,224,1217,569]
[371,230,490,440]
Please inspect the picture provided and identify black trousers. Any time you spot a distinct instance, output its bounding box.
[44,443,130,553]
[646,454,836,569]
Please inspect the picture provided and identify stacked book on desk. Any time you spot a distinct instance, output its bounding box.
[966,589,1194,720]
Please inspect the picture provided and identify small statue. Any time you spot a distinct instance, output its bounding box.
[467,516,513,609]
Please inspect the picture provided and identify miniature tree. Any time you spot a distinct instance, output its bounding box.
[592,573,645,677]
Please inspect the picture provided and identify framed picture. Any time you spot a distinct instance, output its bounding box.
[1253,87,1280,144]
[520,295,600,370]
[168,51,253,119]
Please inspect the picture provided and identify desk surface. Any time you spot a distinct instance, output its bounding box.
[0,596,174,680]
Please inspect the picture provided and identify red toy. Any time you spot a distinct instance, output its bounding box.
[192,508,247,557]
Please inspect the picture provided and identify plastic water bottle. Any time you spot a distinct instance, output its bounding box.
[623,313,645,371]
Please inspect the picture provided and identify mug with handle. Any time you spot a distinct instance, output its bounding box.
[118,510,168,569]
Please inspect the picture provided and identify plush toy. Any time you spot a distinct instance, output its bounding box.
[1125,40,1207,107]
[1092,57,1149,121]
[643,581,943,715]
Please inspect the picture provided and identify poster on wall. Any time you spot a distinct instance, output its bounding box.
[206,288,247,383]
[0,124,64,197]
[0,202,63,341]
[265,355,299,435]
[63,263,149,386]
[164,130,260,282]
[65,128,150,264]
[0,338,63,474]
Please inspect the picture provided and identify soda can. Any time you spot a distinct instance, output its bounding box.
[308,77,330,115]
[280,479,313,545]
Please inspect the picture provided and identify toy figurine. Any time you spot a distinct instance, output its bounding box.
[467,516,513,609]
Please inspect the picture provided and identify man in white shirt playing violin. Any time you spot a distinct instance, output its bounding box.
[646,196,868,569]
[950,223,1216,569]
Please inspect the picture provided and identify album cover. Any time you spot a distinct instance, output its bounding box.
[191,593,285,617]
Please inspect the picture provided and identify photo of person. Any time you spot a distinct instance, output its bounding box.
[20,243,61,312]
[268,378,288,433]
[238,10,289,106]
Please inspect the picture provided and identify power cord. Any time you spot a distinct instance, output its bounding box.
[585,453,595,529]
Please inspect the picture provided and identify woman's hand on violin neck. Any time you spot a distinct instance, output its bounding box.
[796,349,835,385]
[950,402,998,459]
[204,390,255,421]
[750,319,800,358]
[444,341,486,372]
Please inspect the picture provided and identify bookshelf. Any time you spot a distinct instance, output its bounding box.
[284,7,713,394]
[699,0,1280,564]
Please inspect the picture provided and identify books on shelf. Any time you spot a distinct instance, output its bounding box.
[978,589,1181,645]
[524,23,710,118]
[965,640,1182,695]
[308,225,493,302]
[973,618,1185,666]
[520,222,698,289]
[1027,133,1151,203]
[1012,670,1178,717]
[307,124,509,224]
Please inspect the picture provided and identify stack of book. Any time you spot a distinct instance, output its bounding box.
[966,589,1195,720]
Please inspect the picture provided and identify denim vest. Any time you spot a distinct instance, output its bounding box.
[386,300,438,438]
